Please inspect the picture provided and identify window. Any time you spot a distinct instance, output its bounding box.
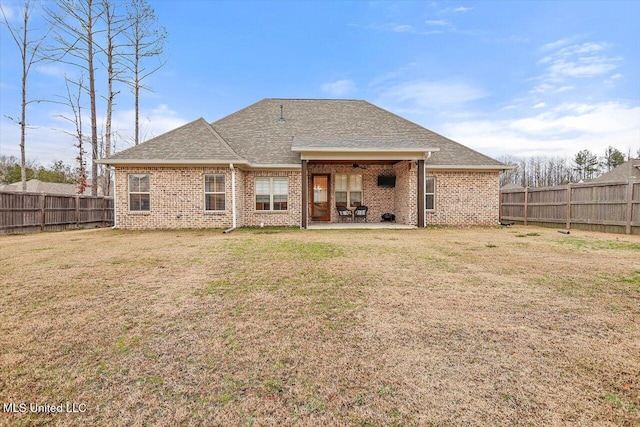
[255,177,288,211]
[335,174,362,208]
[129,174,150,211]
[426,176,436,211]
[205,174,225,211]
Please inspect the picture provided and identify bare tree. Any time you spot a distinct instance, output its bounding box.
[1,0,49,191]
[121,0,166,146]
[45,0,103,195]
[55,75,88,194]
[499,155,578,188]
[99,0,128,195]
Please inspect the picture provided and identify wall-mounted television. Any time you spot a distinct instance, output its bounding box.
[377,175,396,188]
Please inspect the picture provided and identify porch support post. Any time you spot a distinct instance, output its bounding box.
[417,159,425,228]
[301,160,308,229]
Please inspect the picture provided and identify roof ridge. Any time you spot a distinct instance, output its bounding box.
[200,119,246,162]
[104,118,204,158]
[263,98,366,102]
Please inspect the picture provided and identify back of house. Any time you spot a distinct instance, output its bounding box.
[98,98,509,229]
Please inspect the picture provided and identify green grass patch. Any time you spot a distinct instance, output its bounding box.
[225,238,344,260]
[559,237,640,251]
[112,335,140,355]
[620,271,640,284]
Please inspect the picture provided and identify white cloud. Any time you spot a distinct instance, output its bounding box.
[425,19,451,27]
[321,79,356,97]
[376,79,488,111]
[441,102,640,158]
[0,2,16,21]
[540,37,576,52]
[532,102,546,109]
[438,6,473,14]
[556,85,574,93]
[533,40,622,93]
[367,22,442,35]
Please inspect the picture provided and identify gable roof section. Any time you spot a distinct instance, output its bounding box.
[213,99,504,167]
[592,158,640,182]
[100,118,246,165]
[0,179,89,195]
[100,99,506,169]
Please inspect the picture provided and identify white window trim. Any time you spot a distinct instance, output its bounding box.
[128,173,150,212]
[335,173,363,208]
[426,176,436,211]
[255,177,289,211]
[204,174,226,212]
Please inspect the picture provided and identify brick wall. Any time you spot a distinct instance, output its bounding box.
[113,166,500,229]
[393,161,417,225]
[114,166,235,229]
[426,170,500,226]
[241,170,302,227]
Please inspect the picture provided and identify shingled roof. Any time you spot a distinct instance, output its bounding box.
[592,159,640,182]
[101,99,506,168]
[103,118,246,165]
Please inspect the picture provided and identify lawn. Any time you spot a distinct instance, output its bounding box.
[0,226,638,426]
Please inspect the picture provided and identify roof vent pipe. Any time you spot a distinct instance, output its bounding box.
[278,105,285,123]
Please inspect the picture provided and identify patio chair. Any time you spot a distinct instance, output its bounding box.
[336,205,352,222]
[353,205,368,222]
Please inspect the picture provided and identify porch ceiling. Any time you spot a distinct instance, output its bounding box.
[308,160,400,166]
[295,148,437,161]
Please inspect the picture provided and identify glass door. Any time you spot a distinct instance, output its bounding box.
[311,175,330,221]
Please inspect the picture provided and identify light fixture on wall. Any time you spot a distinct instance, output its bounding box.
[352,162,368,169]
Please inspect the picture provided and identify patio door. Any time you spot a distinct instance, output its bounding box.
[311,174,330,221]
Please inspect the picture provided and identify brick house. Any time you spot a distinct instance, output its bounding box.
[98,99,509,230]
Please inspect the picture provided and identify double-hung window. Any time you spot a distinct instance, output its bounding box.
[425,176,436,211]
[255,177,288,211]
[129,174,150,211]
[205,174,225,211]
[335,174,362,208]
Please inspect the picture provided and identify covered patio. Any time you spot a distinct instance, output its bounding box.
[296,152,436,229]
[307,222,417,230]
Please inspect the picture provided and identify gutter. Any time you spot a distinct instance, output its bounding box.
[223,163,237,234]
[111,166,117,229]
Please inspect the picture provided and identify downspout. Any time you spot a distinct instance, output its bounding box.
[111,166,117,229]
[424,152,432,228]
[223,163,237,233]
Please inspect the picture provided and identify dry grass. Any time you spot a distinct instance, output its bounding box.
[0,225,638,426]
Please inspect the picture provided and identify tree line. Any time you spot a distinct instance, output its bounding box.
[499,146,640,188]
[1,0,166,195]
[0,155,80,185]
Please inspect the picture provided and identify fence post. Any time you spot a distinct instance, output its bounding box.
[524,187,529,226]
[75,195,80,227]
[40,194,46,231]
[626,179,634,235]
[566,183,572,230]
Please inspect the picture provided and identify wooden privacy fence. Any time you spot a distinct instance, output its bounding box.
[500,179,640,234]
[0,191,114,234]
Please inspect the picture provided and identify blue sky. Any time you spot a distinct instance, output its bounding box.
[1,0,639,168]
